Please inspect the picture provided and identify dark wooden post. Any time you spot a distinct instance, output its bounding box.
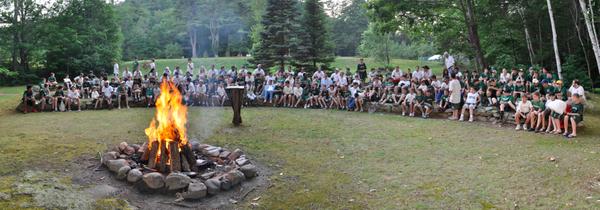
[226,86,245,126]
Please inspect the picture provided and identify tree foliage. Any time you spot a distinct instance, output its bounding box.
[293,0,335,71]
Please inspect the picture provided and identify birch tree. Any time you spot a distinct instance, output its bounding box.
[578,0,600,76]
[546,0,563,79]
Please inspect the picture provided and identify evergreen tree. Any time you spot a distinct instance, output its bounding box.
[250,0,301,69]
[293,0,334,71]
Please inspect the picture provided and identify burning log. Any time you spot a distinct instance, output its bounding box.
[147,141,159,169]
[169,141,182,172]
[159,142,169,173]
[181,155,191,172]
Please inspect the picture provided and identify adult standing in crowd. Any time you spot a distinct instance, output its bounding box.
[357,58,367,82]
[113,61,119,78]
[448,73,462,120]
[444,52,455,75]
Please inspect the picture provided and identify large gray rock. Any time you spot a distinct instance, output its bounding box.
[227,149,243,160]
[182,182,207,200]
[127,169,143,183]
[226,170,245,186]
[101,152,118,165]
[239,164,258,179]
[116,166,131,180]
[204,179,221,195]
[220,176,232,190]
[165,173,192,190]
[107,159,128,172]
[143,172,165,189]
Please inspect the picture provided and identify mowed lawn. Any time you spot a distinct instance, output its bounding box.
[120,56,443,75]
[1,87,600,209]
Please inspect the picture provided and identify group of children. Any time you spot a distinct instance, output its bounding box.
[21,58,587,138]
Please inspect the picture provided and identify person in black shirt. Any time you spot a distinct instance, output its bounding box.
[357,58,367,82]
[22,85,36,113]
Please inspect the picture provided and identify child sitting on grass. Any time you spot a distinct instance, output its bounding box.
[563,93,584,138]
[460,87,480,122]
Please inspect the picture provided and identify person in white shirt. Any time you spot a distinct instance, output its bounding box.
[313,69,325,80]
[292,82,304,108]
[568,79,585,100]
[499,68,510,84]
[460,87,480,122]
[448,73,462,120]
[338,72,348,87]
[186,58,194,74]
[98,82,114,109]
[412,67,424,81]
[422,66,433,79]
[444,51,455,75]
[149,59,156,72]
[113,62,119,78]
[67,87,81,111]
[401,88,416,116]
[253,64,265,77]
[430,75,443,103]
[63,75,73,89]
[122,67,132,80]
[515,94,533,130]
[391,66,403,83]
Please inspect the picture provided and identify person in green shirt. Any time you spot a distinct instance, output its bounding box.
[498,90,515,121]
[413,89,425,118]
[52,85,65,112]
[527,92,545,132]
[512,80,525,98]
[117,82,129,109]
[563,93,584,138]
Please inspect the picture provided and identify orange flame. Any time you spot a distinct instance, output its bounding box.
[145,79,188,165]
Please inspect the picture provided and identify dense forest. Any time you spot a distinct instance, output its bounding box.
[0,0,598,88]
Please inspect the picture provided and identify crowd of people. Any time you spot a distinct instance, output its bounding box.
[21,55,588,138]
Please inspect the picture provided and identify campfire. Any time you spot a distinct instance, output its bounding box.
[142,80,193,173]
[101,79,258,200]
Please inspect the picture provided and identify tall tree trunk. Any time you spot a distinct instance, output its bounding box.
[547,0,563,80]
[11,0,19,72]
[209,16,220,57]
[579,0,600,76]
[571,0,593,88]
[519,7,536,66]
[188,28,197,58]
[459,0,486,70]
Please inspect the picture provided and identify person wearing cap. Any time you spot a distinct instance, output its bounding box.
[555,80,568,101]
[540,79,555,96]
[527,79,540,93]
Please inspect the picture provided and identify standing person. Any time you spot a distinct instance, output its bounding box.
[444,52,455,75]
[186,58,194,75]
[357,58,367,82]
[448,73,462,120]
[149,58,156,73]
[113,61,119,78]
[133,57,140,72]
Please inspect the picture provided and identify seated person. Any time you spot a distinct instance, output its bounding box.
[67,86,81,111]
[47,73,58,87]
[514,94,532,130]
[460,87,480,122]
[53,86,66,112]
[96,82,114,109]
[527,92,545,132]
[563,93,584,138]
[117,82,129,109]
[22,85,36,113]
[498,90,515,121]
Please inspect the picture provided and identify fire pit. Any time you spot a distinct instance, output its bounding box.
[101,80,258,200]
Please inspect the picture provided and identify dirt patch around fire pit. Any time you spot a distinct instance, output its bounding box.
[69,153,272,209]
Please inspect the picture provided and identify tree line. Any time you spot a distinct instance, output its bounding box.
[0,0,598,88]
[367,0,600,88]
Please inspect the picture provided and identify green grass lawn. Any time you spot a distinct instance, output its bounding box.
[1,85,600,209]
[121,57,443,75]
